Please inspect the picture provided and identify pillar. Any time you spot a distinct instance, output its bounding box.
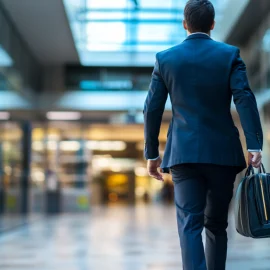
[20,121,32,214]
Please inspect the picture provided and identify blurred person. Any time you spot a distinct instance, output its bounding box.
[143,191,150,203]
[45,168,62,214]
[143,0,263,269]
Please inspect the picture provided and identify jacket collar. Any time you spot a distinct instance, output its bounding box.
[185,32,212,41]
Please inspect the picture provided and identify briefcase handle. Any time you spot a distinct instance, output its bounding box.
[245,165,255,177]
[259,163,266,174]
[245,163,266,177]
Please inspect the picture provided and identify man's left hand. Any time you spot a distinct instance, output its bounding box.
[147,157,164,181]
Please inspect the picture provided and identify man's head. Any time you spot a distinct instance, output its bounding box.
[183,0,215,34]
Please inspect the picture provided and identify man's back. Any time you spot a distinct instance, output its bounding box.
[144,33,263,172]
[144,1,263,269]
[160,33,235,121]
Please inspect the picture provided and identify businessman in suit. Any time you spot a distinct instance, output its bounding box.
[143,0,263,269]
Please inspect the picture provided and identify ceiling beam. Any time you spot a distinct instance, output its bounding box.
[1,0,79,64]
[225,0,270,46]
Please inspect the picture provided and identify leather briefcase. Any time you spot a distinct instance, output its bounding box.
[235,164,270,238]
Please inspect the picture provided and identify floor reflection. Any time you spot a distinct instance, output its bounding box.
[0,204,269,270]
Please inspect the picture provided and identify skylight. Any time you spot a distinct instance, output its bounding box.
[63,0,230,66]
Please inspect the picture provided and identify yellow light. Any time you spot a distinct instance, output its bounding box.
[47,134,60,140]
[32,128,45,140]
[109,141,126,151]
[60,141,81,151]
[3,142,11,151]
[4,166,12,175]
[86,141,126,151]
[47,141,57,151]
[135,167,148,177]
[93,157,111,168]
[111,166,122,172]
[135,186,146,197]
[107,174,128,186]
[32,141,44,151]
[31,171,45,182]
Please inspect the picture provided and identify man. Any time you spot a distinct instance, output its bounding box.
[143,0,263,269]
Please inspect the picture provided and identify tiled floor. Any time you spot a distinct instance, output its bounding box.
[0,215,41,233]
[0,204,270,270]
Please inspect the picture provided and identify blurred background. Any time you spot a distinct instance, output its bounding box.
[0,0,270,269]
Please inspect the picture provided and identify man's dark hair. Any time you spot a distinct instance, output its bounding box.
[184,0,215,33]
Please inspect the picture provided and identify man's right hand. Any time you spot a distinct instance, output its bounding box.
[248,151,262,168]
[147,157,164,181]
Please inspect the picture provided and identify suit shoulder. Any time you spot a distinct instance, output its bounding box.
[156,43,183,59]
[212,40,239,54]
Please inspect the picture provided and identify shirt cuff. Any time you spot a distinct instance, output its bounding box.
[248,149,262,152]
[147,156,160,161]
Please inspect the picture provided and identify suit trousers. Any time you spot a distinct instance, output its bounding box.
[170,163,240,270]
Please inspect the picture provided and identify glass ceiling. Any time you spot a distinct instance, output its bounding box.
[64,0,230,66]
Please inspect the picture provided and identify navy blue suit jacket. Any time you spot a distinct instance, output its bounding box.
[143,33,263,173]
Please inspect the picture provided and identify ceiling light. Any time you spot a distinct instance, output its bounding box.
[60,141,81,151]
[0,112,10,120]
[86,141,126,151]
[46,111,81,120]
[92,157,112,168]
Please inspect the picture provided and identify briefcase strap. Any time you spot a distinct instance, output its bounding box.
[245,165,255,177]
[245,163,266,177]
[259,163,266,174]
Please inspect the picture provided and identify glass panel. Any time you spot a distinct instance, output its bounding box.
[139,0,184,8]
[87,0,128,8]
[64,0,232,63]
[86,22,126,45]
[137,23,181,42]
[84,11,127,20]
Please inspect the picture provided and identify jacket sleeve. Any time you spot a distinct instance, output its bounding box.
[143,54,168,159]
[230,48,263,150]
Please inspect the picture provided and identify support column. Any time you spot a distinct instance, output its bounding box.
[21,121,32,214]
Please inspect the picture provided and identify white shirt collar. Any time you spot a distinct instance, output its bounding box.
[188,32,210,37]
